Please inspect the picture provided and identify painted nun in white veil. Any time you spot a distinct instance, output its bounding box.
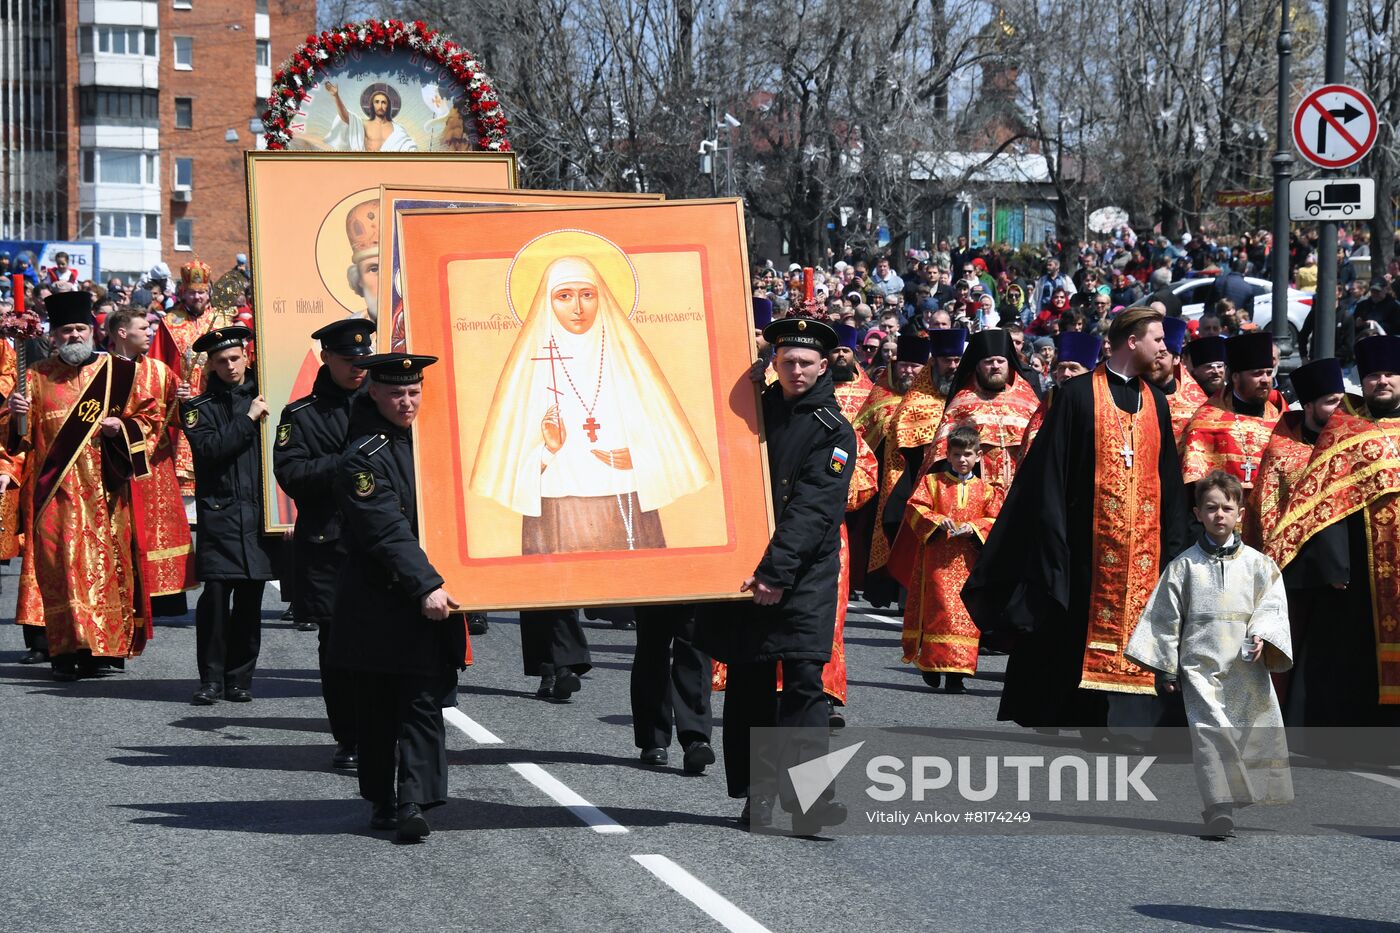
[469,247,713,554]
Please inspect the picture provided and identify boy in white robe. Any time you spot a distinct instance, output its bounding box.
[1126,470,1293,839]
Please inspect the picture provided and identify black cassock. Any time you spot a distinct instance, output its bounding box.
[963,368,1189,730]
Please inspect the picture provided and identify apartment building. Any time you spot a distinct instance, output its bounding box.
[1,0,315,279]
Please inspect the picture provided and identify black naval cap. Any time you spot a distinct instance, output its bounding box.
[353,352,438,384]
[311,317,375,357]
[191,325,252,355]
[762,315,838,354]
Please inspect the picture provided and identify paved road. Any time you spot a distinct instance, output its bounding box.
[1,572,1396,932]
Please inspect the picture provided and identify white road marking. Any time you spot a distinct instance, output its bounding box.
[509,762,628,834]
[632,854,773,933]
[268,580,280,592]
[443,706,503,744]
[1349,770,1400,791]
[856,611,902,627]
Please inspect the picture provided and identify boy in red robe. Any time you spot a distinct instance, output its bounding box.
[896,423,1002,693]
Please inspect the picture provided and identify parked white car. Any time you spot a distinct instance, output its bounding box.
[1170,276,1313,341]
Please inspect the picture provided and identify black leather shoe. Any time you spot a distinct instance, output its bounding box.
[536,675,556,699]
[191,683,221,705]
[921,671,943,690]
[944,675,966,694]
[332,742,358,770]
[827,698,846,729]
[225,686,253,703]
[52,668,79,683]
[280,606,295,622]
[467,613,489,635]
[640,747,667,767]
[396,803,430,841]
[18,649,47,665]
[791,800,849,837]
[294,621,319,632]
[552,667,581,701]
[738,796,773,829]
[370,801,397,831]
[682,740,714,775]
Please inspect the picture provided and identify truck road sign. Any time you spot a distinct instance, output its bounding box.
[1288,178,1375,222]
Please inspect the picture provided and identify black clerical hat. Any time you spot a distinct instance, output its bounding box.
[763,316,837,353]
[1224,332,1275,372]
[43,291,94,329]
[1161,316,1189,356]
[311,317,375,357]
[191,325,252,355]
[833,323,859,351]
[1288,358,1344,404]
[1186,336,1226,367]
[950,328,1017,393]
[353,352,438,384]
[895,332,931,364]
[1356,335,1400,378]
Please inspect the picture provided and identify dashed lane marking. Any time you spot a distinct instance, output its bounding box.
[443,705,503,744]
[509,762,628,834]
[632,854,774,933]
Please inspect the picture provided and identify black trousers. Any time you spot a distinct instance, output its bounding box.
[22,625,47,653]
[295,541,355,745]
[630,604,712,750]
[722,659,827,801]
[520,609,592,676]
[195,580,265,690]
[354,669,453,808]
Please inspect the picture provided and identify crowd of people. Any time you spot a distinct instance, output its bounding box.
[2,235,1398,843]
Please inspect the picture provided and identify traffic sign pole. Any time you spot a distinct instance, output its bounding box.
[1312,0,1348,362]
[1271,0,1295,365]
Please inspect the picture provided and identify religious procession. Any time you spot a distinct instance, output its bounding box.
[3,4,1399,931]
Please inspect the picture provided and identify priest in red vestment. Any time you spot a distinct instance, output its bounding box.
[1147,315,1209,442]
[107,308,195,614]
[963,307,1189,740]
[154,259,239,497]
[925,328,1040,491]
[1178,332,1282,491]
[1266,337,1400,747]
[1019,331,1100,458]
[1,292,161,680]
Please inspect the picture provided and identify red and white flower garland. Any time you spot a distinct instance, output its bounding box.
[262,19,510,152]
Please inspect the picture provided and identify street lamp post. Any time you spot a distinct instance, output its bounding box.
[1310,0,1348,361]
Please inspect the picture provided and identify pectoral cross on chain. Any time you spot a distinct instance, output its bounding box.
[583,417,601,443]
[1243,460,1257,484]
[1120,442,1134,468]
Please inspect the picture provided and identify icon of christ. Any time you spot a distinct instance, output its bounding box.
[470,251,713,554]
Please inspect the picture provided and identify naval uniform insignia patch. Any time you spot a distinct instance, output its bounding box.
[828,446,849,475]
[353,471,375,497]
[276,423,292,447]
[183,409,198,427]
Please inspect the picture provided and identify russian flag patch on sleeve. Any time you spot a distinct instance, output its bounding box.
[829,446,849,475]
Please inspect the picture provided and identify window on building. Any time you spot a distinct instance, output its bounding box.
[175,97,193,129]
[175,218,194,251]
[78,150,161,186]
[256,0,268,13]
[78,211,160,241]
[81,27,156,57]
[173,36,193,69]
[174,157,194,190]
[78,88,160,126]
[255,39,270,68]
